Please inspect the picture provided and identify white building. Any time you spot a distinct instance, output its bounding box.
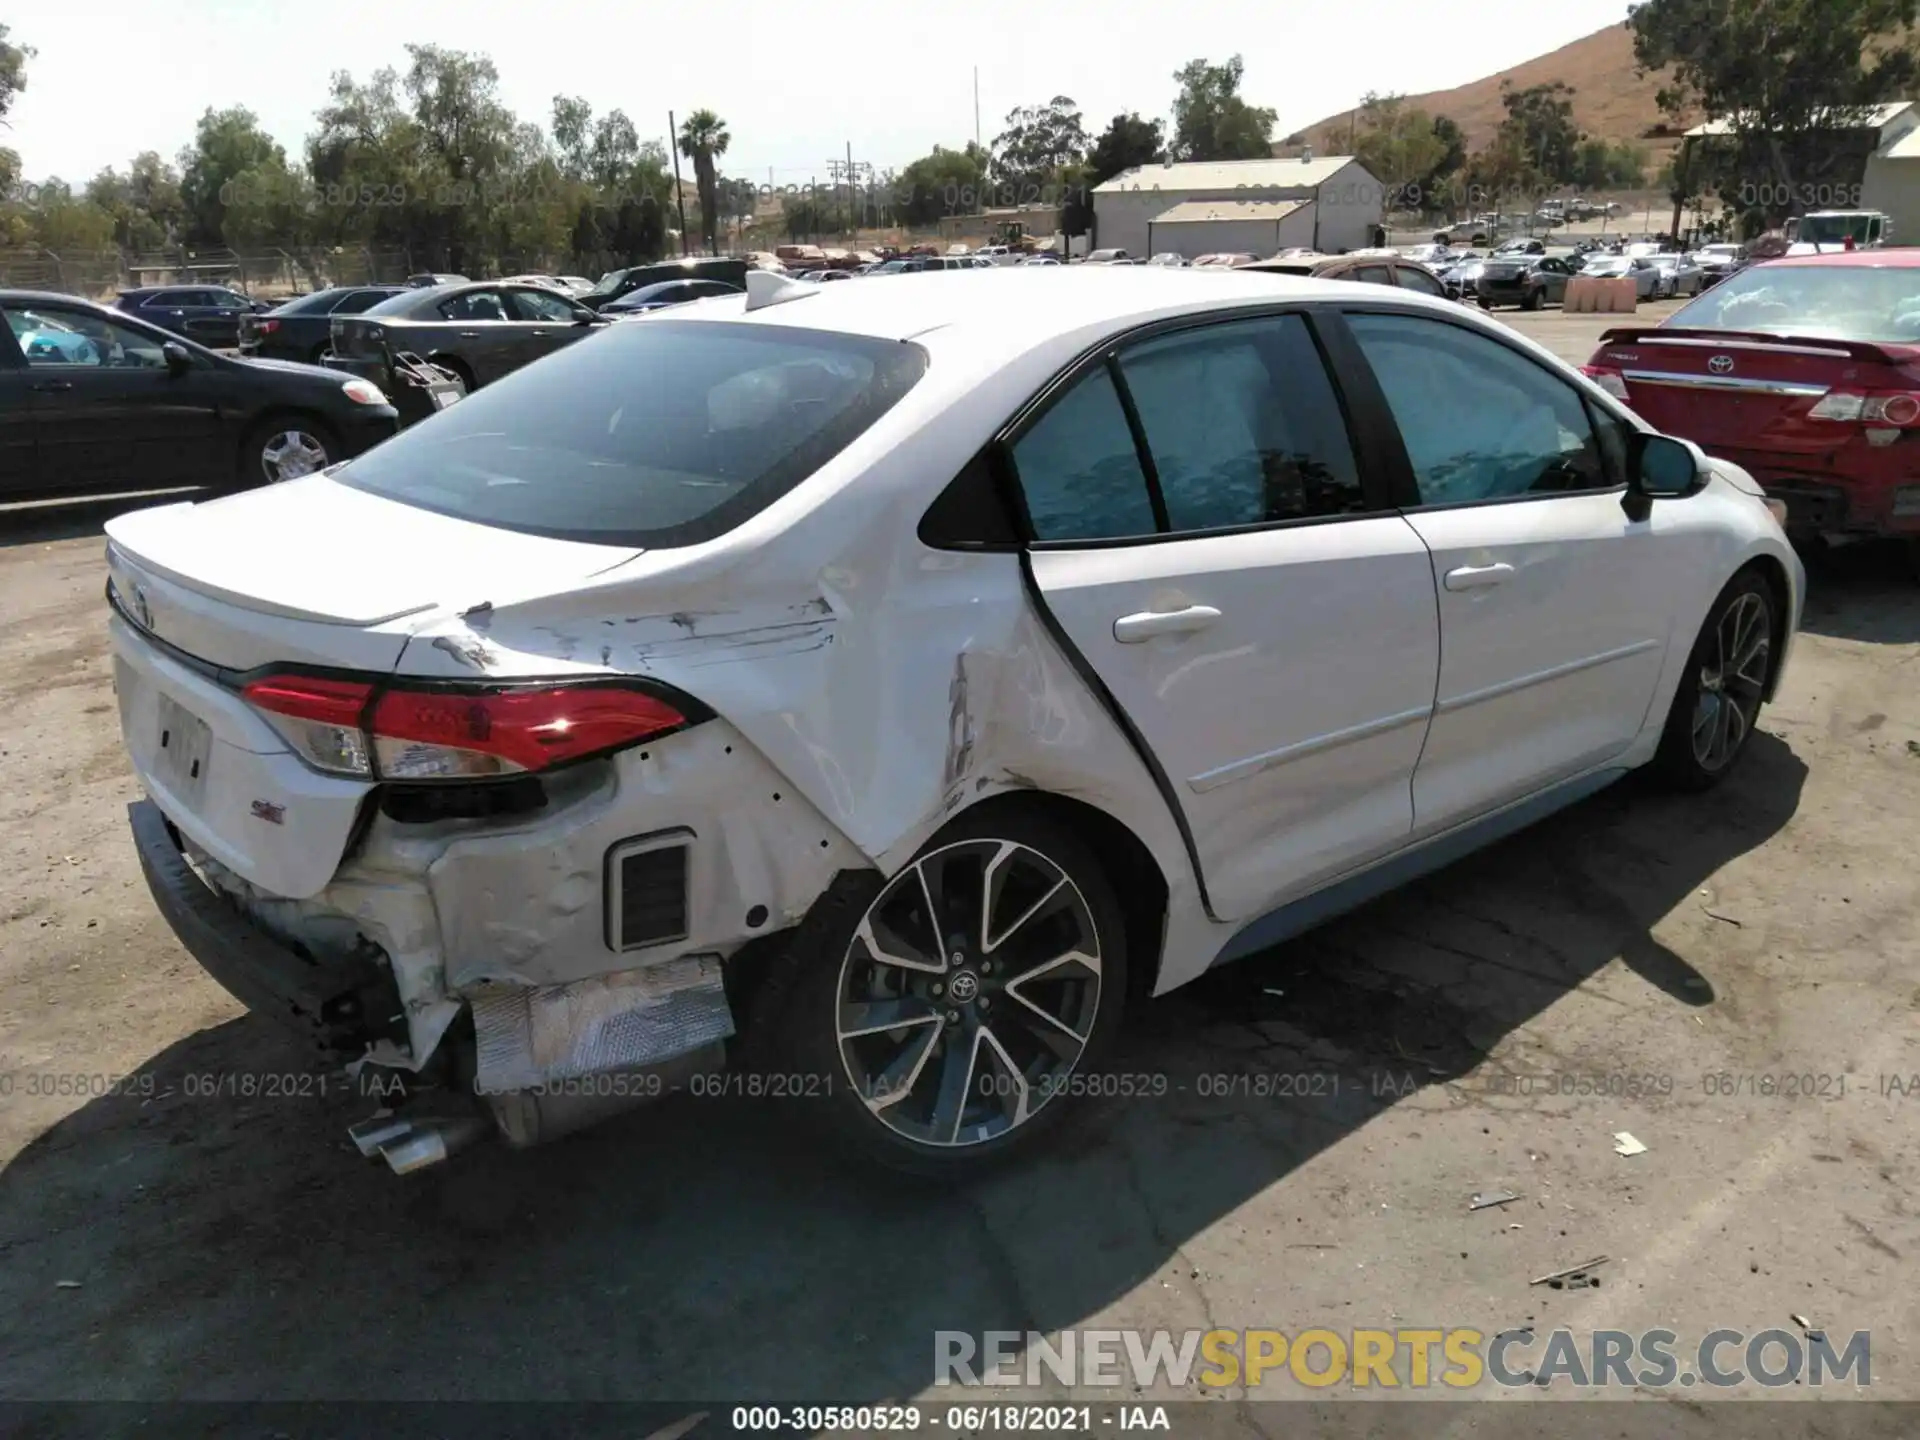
[1092,155,1384,260]
[1683,103,1920,241]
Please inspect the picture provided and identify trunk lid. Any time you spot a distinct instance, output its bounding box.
[1591,326,1920,455]
[104,476,642,673]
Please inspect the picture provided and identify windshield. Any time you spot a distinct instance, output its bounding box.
[333,320,929,546]
[1797,214,1878,245]
[1667,262,1920,342]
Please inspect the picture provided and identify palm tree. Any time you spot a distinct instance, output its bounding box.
[677,109,731,255]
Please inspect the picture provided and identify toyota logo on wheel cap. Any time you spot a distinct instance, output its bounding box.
[947,971,980,1002]
[1708,355,1735,374]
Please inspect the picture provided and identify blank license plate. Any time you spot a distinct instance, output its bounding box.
[155,692,213,800]
[432,388,462,409]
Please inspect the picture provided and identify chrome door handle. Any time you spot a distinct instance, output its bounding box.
[31,379,74,392]
[1112,605,1222,643]
[1444,563,1514,592]
[458,330,481,338]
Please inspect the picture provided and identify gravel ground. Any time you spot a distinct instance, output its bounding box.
[0,303,1916,1431]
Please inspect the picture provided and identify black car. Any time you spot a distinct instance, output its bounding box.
[581,257,750,310]
[237,285,408,363]
[1475,254,1577,310]
[111,285,272,349]
[1,290,400,502]
[324,280,607,392]
[600,278,744,314]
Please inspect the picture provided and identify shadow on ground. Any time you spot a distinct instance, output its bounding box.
[0,738,1806,1412]
[1796,540,1920,645]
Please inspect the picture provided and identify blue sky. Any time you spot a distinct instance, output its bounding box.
[7,0,1634,187]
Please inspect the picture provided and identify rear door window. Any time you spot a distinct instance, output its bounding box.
[333,320,928,547]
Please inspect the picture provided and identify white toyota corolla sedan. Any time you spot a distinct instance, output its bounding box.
[106,267,1803,1176]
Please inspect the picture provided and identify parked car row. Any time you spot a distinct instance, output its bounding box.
[1,289,399,502]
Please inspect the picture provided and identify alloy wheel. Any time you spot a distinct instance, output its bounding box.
[1691,590,1770,771]
[260,430,329,482]
[834,838,1102,1148]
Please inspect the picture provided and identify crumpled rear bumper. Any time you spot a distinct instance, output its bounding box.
[129,799,394,1059]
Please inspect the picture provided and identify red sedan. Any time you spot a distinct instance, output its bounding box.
[1582,249,1920,543]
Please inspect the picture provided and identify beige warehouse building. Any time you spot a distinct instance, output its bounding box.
[1092,155,1385,260]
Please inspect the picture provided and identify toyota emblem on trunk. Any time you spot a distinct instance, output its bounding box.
[1708,355,1736,374]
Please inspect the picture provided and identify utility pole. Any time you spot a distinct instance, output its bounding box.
[667,111,690,256]
[847,142,856,240]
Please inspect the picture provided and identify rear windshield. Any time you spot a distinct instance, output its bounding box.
[332,319,929,547]
[1668,263,1920,343]
[273,290,347,315]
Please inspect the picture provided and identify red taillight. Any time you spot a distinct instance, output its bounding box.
[369,686,687,778]
[255,318,280,333]
[1807,390,1920,426]
[1581,363,1630,400]
[241,675,689,780]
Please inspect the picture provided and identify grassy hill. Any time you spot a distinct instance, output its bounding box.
[1294,22,1694,156]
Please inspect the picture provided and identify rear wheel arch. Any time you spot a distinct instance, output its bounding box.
[939,790,1170,1011]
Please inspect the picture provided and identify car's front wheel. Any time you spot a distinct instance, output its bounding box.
[1652,570,1775,790]
[774,807,1129,1177]
[239,415,339,486]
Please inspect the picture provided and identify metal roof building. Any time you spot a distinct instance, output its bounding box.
[1091,155,1384,260]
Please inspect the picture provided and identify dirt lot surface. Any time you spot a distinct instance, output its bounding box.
[1,303,1917,1433]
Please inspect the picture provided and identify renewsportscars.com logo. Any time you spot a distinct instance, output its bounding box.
[934,1327,1871,1391]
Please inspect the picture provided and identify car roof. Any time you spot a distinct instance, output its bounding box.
[669,266,1434,347]
[3,288,111,307]
[1765,249,1920,268]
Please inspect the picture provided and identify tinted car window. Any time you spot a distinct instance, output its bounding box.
[1348,313,1610,505]
[1117,315,1366,531]
[274,290,348,315]
[509,288,581,322]
[334,321,928,547]
[1009,367,1158,542]
[1396,266,1446,296]
[333,289,397,314]
[5,305,168,368]
[1353,265,1395,286]
[439,289,511,321]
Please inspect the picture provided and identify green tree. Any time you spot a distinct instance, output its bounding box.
[895,144,988,225]
[0,22,29,195]
[1495,81,1582,186]
[991,97,1087,200]
[677,108,731,254]
[85,152,184,249]
[1351,93,1447,207]
[1630,0,1919,208]
[1085,111,1163,185]
[178,106,289,244]
[1169,57,1276,161]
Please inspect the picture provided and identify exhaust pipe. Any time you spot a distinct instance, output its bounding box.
[347,1112,491,1174]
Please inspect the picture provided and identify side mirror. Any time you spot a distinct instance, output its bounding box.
[161,341,193,376]
[1623,432,1705,520]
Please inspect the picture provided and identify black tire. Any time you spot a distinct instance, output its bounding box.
[766,804,1130,1178]
[309,341,331,363]
[1651,569,1775,790]
[236,414,340,487]
[1521,287,1543,311]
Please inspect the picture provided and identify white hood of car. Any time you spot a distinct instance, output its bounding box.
[104,475,641,627]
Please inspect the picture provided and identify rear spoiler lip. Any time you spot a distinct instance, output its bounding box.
[1593,325,1920,365]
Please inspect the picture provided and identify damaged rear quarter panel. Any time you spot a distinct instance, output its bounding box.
[394,334,1224,993]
